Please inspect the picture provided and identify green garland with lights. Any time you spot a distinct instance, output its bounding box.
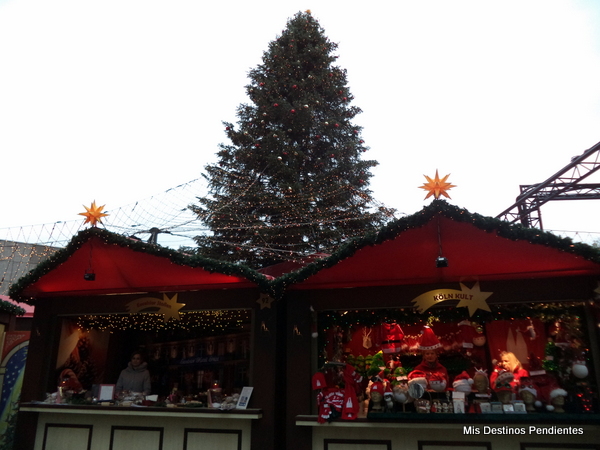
[0,299,25,316]
[270,199,600,297]
[76,310,250,334]
[8,200,600,302]
[322,303,587,330]
[7,226,273,303]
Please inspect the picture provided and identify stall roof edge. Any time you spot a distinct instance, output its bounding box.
[8,227,271,302]
[270,199,600,290]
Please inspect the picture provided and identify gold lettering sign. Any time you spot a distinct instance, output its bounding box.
[125,293,185,322]
[411,282,492,316]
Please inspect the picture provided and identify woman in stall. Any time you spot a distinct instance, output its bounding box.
[116,350,152,395]
[490,351,528,391]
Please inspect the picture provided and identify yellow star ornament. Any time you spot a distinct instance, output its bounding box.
[419,170,456,200]
[79,201,109,226]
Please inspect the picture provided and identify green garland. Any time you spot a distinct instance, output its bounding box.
[0,299,25,316]
[7,227,273,303]
[270,200,600,297]
[318,302,587,330]
[8,200,600,302]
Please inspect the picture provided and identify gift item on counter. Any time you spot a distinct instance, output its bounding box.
[518,377,539,412]
[428,371,447,392]
[452,371,473,394]
[383,384,395,412]
[472,368,491,395]
[493,370,515,404]
[313,363,364,423]
[368,381,385,412]
[540,382,569,413]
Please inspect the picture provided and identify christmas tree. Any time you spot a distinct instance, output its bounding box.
[190,11,394,268]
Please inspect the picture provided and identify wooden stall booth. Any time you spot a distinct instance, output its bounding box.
[275,200,600,450]
[9,228,282,450]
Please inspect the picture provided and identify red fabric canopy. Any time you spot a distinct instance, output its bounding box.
[290,216,600,289]
[21,237,257,298]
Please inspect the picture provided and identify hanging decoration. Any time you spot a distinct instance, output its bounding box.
[257,293,275,309]
[78,201,109,226]
[75,310,249,333]
[124,293,185,322]
[419,170,456,199]
[411,282,492,316]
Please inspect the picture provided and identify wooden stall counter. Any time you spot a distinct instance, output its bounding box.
[19,403,262,450]
[296,414,600,450]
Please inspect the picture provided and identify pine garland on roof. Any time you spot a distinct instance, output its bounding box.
[270,200,600,297]
[0,299,26,316]
[8,201,600,302]
[8,227,273,302]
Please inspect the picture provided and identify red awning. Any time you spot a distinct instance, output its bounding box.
[20,237,258,298]
[290,216,600,289]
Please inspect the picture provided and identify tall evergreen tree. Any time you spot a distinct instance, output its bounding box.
[190,11,394,268]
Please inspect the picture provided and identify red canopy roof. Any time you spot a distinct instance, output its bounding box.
[288,215,600,290]
[18,235,260,299]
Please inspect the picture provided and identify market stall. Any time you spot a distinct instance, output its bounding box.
[9,227,279,450]
[275,200,600,450]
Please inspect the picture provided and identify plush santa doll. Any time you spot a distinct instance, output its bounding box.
[429,372,447,392]
[452,371,474,394]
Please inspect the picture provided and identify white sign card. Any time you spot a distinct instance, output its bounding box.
[236,386,254,409]
[98,384,115,401]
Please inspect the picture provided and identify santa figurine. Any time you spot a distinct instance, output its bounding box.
[408,326,449,391]
[429,372,447,393]
[392,377,413,410]
[452,371,474,394]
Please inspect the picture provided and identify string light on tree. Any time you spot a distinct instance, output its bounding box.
[189,11,394,268]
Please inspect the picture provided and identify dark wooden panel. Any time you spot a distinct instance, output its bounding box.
[324,438,392,450]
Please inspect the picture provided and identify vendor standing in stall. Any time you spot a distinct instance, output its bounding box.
[490,351,528,391]
[116,350,151,395]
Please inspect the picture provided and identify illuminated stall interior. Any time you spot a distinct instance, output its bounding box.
[8,227,272,402]
[56,309,252,398]
[272,200,600,448]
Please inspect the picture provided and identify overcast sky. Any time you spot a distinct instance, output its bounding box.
[1,0,599,244]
